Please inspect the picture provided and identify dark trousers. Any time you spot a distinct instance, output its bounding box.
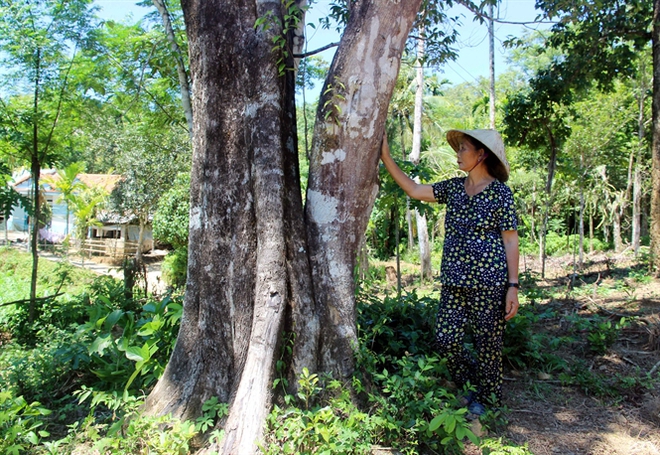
[435,285,506,405]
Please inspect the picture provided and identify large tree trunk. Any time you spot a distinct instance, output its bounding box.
[146,0,421,453]
[305,0,423,377]
[146,3,315,454]
[651,0,660,273]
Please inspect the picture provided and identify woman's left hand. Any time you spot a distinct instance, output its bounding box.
[505,287,519,321]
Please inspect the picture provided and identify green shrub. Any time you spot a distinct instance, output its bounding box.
[80,293,183,391]
[161,247,188,288]
[357,290,438,360]
[51,388,201,455]
[367,354,477,453]
[152,172,190,249]
[519,232,609,257]
[0,389,51,455]
[503,305,569,372]
[263,370,373,455]
[587,318,627,355]
[0,329,89,403]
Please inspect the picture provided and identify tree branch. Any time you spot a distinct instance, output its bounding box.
[42,43,78,160]
[293,42,339,58]
[0,292,65,308]
[454,0,557,26]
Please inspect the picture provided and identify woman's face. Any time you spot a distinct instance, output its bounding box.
[456,138,484,173]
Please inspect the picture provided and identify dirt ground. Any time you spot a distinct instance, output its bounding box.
[465,253,660,455]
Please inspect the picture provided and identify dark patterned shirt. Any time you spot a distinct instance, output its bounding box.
[432,177,517,288]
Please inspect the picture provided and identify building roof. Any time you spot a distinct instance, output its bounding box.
[12,170,121,193]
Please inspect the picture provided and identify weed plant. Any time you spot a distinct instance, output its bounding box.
[5,247,651,454]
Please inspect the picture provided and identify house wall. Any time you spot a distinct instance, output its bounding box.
[7,171,153,252]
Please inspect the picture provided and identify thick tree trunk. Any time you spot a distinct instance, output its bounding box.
[306,0,423,377]
[147,1,421,453]
[152,0,194,137]
[651,0,660,273]
[146,2,316,454]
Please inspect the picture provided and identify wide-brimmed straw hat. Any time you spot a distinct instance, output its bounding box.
[446,129,510,182]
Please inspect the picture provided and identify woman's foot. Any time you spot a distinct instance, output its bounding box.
[467,401,486,418]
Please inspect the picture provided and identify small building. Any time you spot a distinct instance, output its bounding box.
[7,170,153,258]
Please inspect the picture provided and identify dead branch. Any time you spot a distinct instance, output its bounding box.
[0,292,64,307]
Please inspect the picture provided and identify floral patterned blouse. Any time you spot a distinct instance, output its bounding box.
[432,177,517,289]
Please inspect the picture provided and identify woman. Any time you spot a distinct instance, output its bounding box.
[380,129,519,416]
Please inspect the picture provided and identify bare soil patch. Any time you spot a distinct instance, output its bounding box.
[482,252,660,454]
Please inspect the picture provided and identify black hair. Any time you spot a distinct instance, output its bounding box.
[463,135,508,182]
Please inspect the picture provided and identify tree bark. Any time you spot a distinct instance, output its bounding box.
[306,0,423,377]
[410,32,432,281]
[146,0,421,453]
[651,0,660,273]
[539,134,557,279]
[147,0,420,454]
[146,3,315,454]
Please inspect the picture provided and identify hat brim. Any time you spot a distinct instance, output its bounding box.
[445,129,510,181]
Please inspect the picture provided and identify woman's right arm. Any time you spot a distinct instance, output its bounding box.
[381,135,436,202]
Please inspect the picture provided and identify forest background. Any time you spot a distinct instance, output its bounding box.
[0,0,658,454]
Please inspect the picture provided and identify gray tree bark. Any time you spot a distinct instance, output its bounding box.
[145,3,314,454]
[146,0,423,453]
[651,0,660,273]
[306,0,423,377]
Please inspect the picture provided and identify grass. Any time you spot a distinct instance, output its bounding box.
[0,247,98,305]
[0,247,658,454]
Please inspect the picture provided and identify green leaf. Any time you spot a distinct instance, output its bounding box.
[466,428,480,445]
[125,346,144,362]
[89,334,112,355]
[428,414,444,432]
[445,415,456,433]
[104,309,124,331]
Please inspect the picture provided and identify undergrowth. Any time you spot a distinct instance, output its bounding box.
[1,248,657,454]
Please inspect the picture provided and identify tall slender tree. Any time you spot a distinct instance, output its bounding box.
[0,0,98,320]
